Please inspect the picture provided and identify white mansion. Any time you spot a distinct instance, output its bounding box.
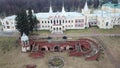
[0,2,120,33]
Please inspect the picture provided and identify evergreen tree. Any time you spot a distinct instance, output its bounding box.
[33,16,39,31]
[15,9,39,36]
[93,0,99,8]
[27,8,39,32]
[15,10,30,36]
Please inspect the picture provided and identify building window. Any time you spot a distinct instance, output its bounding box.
[106,22,109,26]
[75,20,77,23]
[57,20,58,23]
[59,20,61,24]
[7,26,10,29]
[81,19,84,22]
[71,20,73,23]
[51,20,52,24]
[42,21,43,23]
[48,21,49,23]
[69,25,70,27]
[63,20,64,23]
[53,28,55,30]
[94,22,97,24]
[59,28,61,30]
[54,20,55,24]
[69,20,70,23]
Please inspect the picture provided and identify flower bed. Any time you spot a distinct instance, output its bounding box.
[48,56,64,68]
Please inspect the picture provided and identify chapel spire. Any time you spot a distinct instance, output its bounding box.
[49,3,53,13]
[62,3,66,13]
[82,1,90,14]
[84,1,89,11]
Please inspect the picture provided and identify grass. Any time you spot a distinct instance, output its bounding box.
[0,36,120,68]
[64,26,120,34]
[30,26,120,35]
[32,30,51,35]
[64,29,90,34]
[94,26,120,34]
[0,37,17,54]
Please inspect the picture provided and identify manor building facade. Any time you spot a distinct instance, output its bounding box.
[0,2,120,33]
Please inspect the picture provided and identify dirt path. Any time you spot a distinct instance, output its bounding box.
[92,37,120,68]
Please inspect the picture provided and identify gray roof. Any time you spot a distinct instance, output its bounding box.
[36,12,84,19]
[90,10,120,18]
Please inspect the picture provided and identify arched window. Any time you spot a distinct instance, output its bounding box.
[59,20,61,25]
[53,28,55,30]
[57,20,58,23]
[51,20,52,24]
[69,20,70,23]
[42,26,44,28]
[48,21,49,23]
[56,27,58,30]
[59,28,61,30]
[63,20,64,23]
[106,22,109,26]
[54,20,55,24]
[41,48,46,51]
[66,20,67,23]
[7,26,10,29]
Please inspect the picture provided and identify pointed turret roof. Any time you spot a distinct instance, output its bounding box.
[49,4,53,13]
[84,1,89,11]
[62,4,66,13]
[61,3,66,16]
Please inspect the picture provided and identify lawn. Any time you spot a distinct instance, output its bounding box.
[64,26,120,34]
[32,30,51,36]
[0,28,120,68]
[0,36,119,68]
[27,26,120,37]
[0,37,17,54]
